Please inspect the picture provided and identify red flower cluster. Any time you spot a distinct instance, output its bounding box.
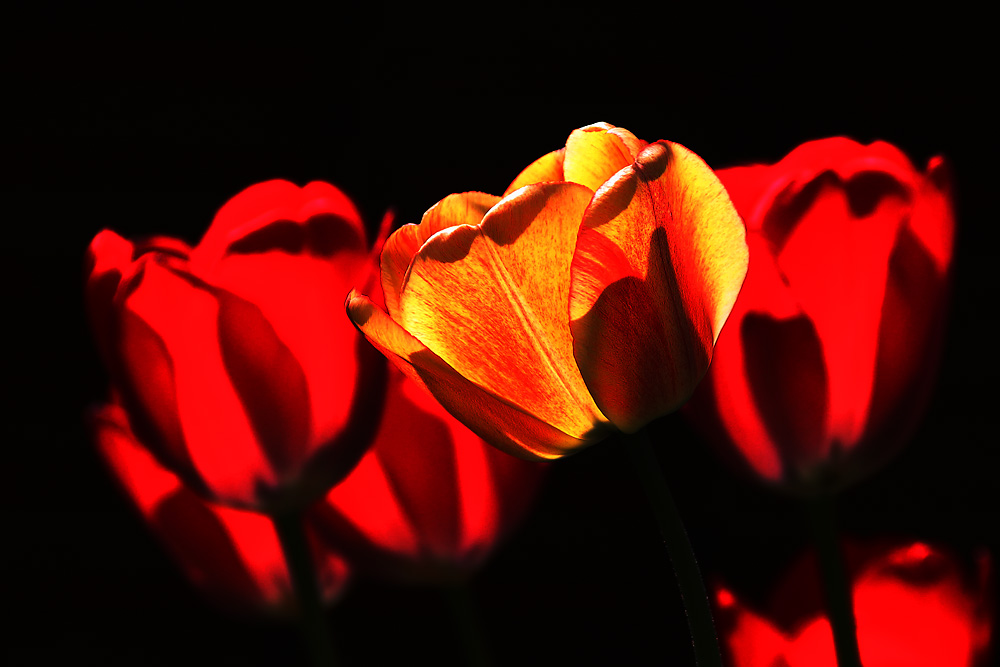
[86,181,544,609]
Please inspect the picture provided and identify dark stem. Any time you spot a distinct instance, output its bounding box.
[625,428,723,667]
[445,580,493,667]
[272,511,338,667]
[805,494,863,667]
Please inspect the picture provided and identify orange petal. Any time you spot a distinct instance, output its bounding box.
[503,148,566,196]
[347,292,594,460]
[395,182,609,445]
[380,192,500,319]
[563,123,644,193]
[571,141,748,432]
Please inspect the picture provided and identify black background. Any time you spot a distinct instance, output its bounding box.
[3,4,994,665]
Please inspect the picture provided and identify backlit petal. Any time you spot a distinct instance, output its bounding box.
[396,182,608,443]
[772,172,905,449]
[203,248,361,453]
[347,291,588,459]
[571,141,748,431]
[503,148,566,195]
[85,230,135,368]
[193,180,366,268]
[381,192,500,318]
[563,122,643,193]
[120,260,274,505]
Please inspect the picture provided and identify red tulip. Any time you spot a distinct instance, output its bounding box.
[715,541,992,666]
[686,138,954,490]
[86,181,390,511]
[92,402,348,614]
[347,122,748,460]
[310,366,546,584]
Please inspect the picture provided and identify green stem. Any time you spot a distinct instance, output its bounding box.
[626,428,722,667]
[805,495,863,667]
[272,511,338,667]
[445,580,493,667]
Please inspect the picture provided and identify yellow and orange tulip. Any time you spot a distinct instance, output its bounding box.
[347,123,749,460]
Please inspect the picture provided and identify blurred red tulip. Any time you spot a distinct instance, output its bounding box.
[716,541,992,666]
[347,122,748,460]
[686,138,954,490]
[86,181,390,511]
[92,402,348,614]
[311,366,546,584]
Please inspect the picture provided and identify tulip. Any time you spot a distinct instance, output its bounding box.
[715,541,992,666]
[311,365,545,585]
[686,138,954,491]
[92,402,349,614]
[346,122,749,460]
[86,180,390,512]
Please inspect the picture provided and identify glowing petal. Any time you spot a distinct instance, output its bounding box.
[563,122,643,193]
[347,291,588,460]
[193,180,367,267]
[504,148,566,195]
[381,192,500,318]
[571,141,748,431]
[396,182,608,442]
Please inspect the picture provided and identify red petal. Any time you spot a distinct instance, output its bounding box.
[119,260,273,506]
[215,287,312,481]
[771,172,905,450]
[193,180,366,267]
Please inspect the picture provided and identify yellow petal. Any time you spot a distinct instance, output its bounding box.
[563,123,644,193]
[570,141,748,432]
[503,148,566,196]
[395,182,609,446]
[346,291,588,459]
[380,192,500,318]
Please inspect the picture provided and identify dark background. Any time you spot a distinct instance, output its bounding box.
[3,4,993,665]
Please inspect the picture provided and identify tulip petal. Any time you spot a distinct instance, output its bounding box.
[205,245,365,453]
[563,123,643,193]
[347,291,589,459]
[85,230,135,368]
[571,141,748,432]
[120,260,275,505]
[372,373,461,559]
[907,156,954,273]
[503,148,566,196]
[742,313,830,476]
[772,172,905,449]
[689,234,811,482]
[395,182,608,443]
[193,180,366,267]
[381,192,501,318]
[215,287,312,480]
